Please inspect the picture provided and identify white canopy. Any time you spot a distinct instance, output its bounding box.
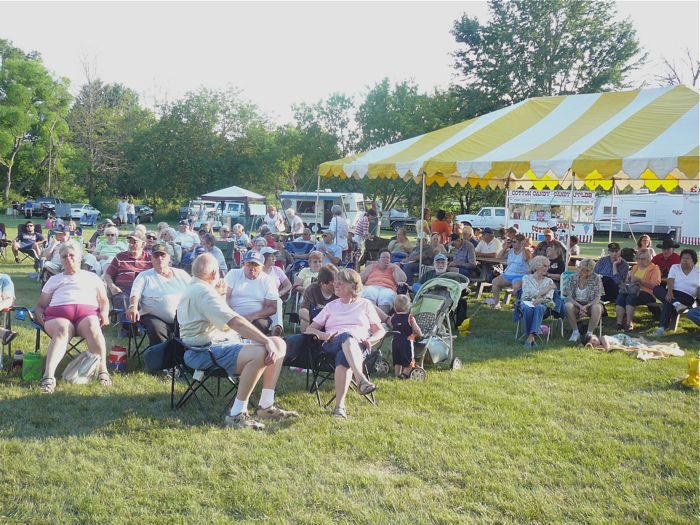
[200,185,265,201]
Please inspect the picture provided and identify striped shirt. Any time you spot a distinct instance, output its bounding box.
[105,250,153,291]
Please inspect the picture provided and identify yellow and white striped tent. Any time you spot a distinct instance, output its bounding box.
[319,85,699,191]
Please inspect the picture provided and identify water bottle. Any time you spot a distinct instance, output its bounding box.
[15,309,26,321]
[12,350,23,372]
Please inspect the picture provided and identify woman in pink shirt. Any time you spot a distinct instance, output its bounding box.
[34,242,112,394]
[305,269,386,419]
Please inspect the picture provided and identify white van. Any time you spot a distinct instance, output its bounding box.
[279,191,366,230]
[593,191,685,237]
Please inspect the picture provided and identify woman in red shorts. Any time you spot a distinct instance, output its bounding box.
[34,242,112,394]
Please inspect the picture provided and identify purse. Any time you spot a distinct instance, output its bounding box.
[62,352,100,384]
[619,281,641,296]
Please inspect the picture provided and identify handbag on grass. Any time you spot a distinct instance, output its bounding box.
[62,352,100,384]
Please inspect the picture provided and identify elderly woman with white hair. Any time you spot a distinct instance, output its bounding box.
[563,258,604,342]
[158,227,182,265]
[92,225,127,273]
[305,269,386,419]
[35,242,112,394]
[285,208,305,237]
[519,255,557,348]
[328,204,349,252]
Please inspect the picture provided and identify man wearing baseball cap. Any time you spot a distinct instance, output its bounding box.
[40,225,78,279]
[534,228,564,257]
[127,243,191,346]
[315,230,342,265]
[223,250,279,335]
[652,239,681,279]
[104,230,152,313]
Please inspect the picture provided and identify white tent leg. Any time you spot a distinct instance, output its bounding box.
[314,173,321,234]
[418,172,426,277]
[608,182,615,243]
[565,171,575,267]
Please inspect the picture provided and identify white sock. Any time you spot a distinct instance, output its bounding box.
[259,389,275,409]
[229,398,247,417]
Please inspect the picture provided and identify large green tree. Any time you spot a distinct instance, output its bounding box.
[0,39,72,200]
[451,0,645,108]
[68,75,152,203]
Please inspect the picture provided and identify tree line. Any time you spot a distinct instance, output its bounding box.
[1,0,654,216]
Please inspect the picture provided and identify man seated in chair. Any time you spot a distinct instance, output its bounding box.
[360,248,406,314]
[103,231,153,318]
[126,243,191,346]
[12,221,45,268]
[224,250,279,335]
[40,225,80,282]
[178,253,296,430]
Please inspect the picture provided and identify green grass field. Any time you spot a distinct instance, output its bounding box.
[0,216,697,524]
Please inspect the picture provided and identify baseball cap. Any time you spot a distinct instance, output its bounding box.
[179,219,188,225]
[260,246,279,256]
[322,229,335,238]
[151,242,169,255]
[482,227,493,235]
[53,224,67,233]
[102,219,115,226]
[657,239,680,249]
[243,250,264,265]
[127,231,146,242]
[607,242,621,251]
[434,253,448,262]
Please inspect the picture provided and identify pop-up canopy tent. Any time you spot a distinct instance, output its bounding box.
[319,85,699,265]
[201,185,265,201]
[319,85,699,192]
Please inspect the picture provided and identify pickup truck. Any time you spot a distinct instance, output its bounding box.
[455,207,507,229]
[381,208,418,231]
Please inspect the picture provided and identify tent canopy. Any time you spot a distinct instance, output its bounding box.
[200,185,265,201]
[319,85,700,191]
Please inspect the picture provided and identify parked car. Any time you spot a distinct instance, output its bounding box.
[135,205,154,223]
[70,204,101,220]
[112,204,154,224]
[21,196,65,217]
[455,207,507,229]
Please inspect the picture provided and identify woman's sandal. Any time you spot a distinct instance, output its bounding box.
[331,406,347,419]
[97,372,113,387]
[398,373,410,380]
[358,379,377,395]
[39,377,56,394]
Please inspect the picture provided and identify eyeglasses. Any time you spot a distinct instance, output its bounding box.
[127,238,140,244]
[146,236,157,240]
[244,262,260,267]
[106,234,117,237]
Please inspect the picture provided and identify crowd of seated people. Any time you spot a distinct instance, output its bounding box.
[2,205,697,433]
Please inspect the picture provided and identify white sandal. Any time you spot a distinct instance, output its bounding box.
[39,377,56,394]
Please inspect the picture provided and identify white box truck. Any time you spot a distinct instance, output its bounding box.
[279,191,366,230]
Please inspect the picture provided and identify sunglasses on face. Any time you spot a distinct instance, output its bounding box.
[106,234,117,237]
[146,236,157,240]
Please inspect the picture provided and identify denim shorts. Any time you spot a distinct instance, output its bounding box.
[503,274,524,284]
[184,341,244,376]
[322,332,368,368]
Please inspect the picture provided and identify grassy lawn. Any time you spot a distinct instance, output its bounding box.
[0,216,697,524]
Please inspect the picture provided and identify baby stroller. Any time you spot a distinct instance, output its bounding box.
[406,273,469,380]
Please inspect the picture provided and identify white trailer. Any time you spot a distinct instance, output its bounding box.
[678,192,699,246]
[279,191,366,230]
[593,191,685,238]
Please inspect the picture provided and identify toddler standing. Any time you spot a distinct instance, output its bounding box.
[388,294,423,378]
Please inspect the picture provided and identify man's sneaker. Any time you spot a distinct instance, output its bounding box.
[255,404,299,421]
[568,330,580,343]
[653,327,666,337]
[673,301,687,314]
[224,412,265,430]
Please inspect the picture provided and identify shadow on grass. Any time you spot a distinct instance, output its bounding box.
[0,380,237,440]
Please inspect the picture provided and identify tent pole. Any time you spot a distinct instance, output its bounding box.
[608,181,615,243]
[314,173,321,236]
[504,175,510,229]
[418,171,426,277]
[565,171,575,267]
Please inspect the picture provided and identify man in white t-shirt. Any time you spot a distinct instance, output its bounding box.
[474,227,503,257]
[328,205,349,251]
[117,197,128,225]
[224,250,279,334]
[285,208,304,237]
[127,244,192,345]
[41,226,82,279]
[652,249,700,336]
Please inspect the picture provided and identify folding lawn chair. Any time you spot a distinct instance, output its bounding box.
[0,223,10,261]
[15,223,44,266]
[11,306,85,361]
[168,339,239,412]
[300,334,379,408]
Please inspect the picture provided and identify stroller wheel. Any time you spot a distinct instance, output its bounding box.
[451,358,462,370]
[374,359,390,376]
[409,367,427,381]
